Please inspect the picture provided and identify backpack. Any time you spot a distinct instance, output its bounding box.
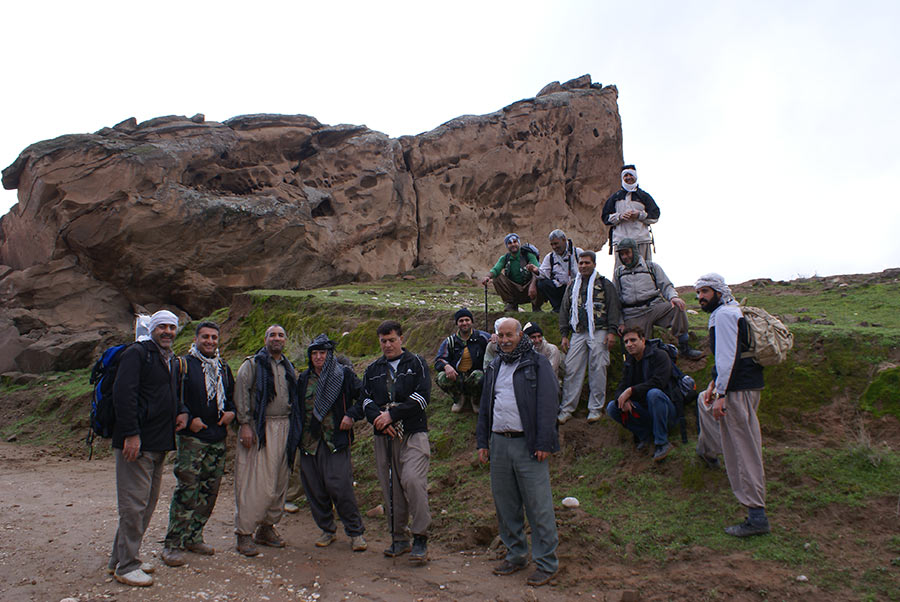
[548,239,577,281]
[645,339,697,443]
[503,243,540,274]
[739,303,793,366]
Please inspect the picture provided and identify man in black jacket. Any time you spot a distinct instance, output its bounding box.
[108,310,188,587]
[363,321,432,565]
[161,322,235,567]
[476,317,560,587]
[296,334,367,552]
[606,326,677,462]
[434,308,491,413]
[601,164,660,267]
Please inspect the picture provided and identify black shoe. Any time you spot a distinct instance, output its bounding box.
[697,452,720,469]
[409,535,428,565]
[526,568,557,586]
[724,518,770,537]
[636,438,650,452]
[653,442,672,462]
[493,559,528,576]
[680,346,704,360]
[383,540,411,557]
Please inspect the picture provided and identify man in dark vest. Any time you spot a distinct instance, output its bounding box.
[233,324,299,556]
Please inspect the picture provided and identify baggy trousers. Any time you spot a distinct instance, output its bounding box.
[234,417,290,535]
[696,389,766,508]
[373,431,431,539]
[490,433,559,574]
[164,436,225,549]
[623,300,689,340]
[109,449,166,575]
[492,273,543,309]
[559,330,609,418]
[299,439,365,537]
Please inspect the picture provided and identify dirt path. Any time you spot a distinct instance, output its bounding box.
[0,443,589,602]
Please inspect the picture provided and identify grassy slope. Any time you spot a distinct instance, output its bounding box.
[2,273,899,599]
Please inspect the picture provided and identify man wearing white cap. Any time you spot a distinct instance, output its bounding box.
[108,309,188,587]
[601,164,660,268]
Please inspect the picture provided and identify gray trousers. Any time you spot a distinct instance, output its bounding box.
[559,330,609,417]
[490,434,559,574]
[696,390,766,508]
[374,432,431,539]
[299,440,365,537]
[109,449,166,575]
[234,417,290,535]
[623,300,688,340]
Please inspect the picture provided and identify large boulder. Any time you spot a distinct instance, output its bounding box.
[0,75,623,370]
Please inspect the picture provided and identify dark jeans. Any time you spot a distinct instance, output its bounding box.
[606,388,675,445]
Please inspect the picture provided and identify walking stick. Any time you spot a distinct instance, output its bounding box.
[387,435,394,547]
[484,283,489,332]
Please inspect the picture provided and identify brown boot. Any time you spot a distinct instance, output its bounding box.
[236,534,259,557]
[254,524,285,548]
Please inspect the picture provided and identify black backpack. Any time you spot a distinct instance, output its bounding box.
[645,339,698,443]
[503,244,540,274]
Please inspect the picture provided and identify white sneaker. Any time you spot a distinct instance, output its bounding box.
[557,414,571,425]
[284,502,300,513]
[107,562,154,575]
[586,412,603,423]
[115,568,153,587]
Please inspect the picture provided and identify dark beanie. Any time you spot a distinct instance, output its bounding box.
[523,322,542,336]
[454,307,474,322]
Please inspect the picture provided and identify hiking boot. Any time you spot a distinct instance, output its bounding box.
[115,568,153,587]
[283,501,300,513]
[351,535,367,552]
[383,539,411,557]
[236,534,260,557]
[161,547,186,567]
[653,442,672,462]
[679,342,704,360]
[186,542,215,556]
[697,453,720,469]
[450,399,464,413]
[725,518,770,537]
[526,568,557,586]
[504,303,518,313]
[586,411,603,423]
[254,524,285,548]
[635,438,651,452]
[557,413,571,425]
[315,531,337,548]
[409,535,428,565]
[492,559,528,576]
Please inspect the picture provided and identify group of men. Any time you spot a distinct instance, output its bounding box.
[104,164,770,590]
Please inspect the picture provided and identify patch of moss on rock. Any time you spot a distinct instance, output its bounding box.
[860,366,900,419]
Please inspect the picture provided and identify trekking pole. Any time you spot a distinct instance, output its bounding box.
[387,435,395,552]
[484,283,489,332]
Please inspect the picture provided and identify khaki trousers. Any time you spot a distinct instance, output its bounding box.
[109,450,166,575]
[623,299,688,340]
[697,390,766,508]
[492,273,542,309]
[234,417,290,535]
[374,432,431,539]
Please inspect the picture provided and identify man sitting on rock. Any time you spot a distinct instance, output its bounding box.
[606,326,677,462]
[482,233,542,313]
[614,238,703,360]
[434,308,491,413]
[536,229,583,313]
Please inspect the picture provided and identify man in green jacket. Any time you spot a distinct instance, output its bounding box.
[481,233,543,312]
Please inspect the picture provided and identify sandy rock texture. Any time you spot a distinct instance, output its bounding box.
[0,75,622,371]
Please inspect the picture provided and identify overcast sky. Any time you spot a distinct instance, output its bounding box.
[2,0,898,286]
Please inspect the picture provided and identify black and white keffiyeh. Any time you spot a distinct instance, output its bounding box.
[308,334,345,422]
[497,330,533,364]
[188,343,226,412]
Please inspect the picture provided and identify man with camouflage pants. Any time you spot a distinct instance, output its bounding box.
[161,322,236,567]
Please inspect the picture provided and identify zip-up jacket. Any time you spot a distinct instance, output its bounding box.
[179,355,236,444]
[709,301,764,394]
[434,330,491,374]
[614,344,672,402]
[363,350,430,436]
[112,340,188,452]
[297,363,364,451]
[476,349,560,456]
[601,187,660,245]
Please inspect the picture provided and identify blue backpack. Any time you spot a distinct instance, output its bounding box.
[88,344,131,440]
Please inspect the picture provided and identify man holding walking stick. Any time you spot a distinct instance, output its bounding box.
[362,321,433,565]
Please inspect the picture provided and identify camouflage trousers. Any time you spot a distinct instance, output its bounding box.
[164,436,226,549]
[436,370,484,399]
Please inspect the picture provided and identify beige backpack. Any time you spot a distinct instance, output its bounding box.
[739,303,793,366]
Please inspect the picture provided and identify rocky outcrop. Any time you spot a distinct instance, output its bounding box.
[0,75,622,371]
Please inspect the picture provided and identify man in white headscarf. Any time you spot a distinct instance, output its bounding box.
[601,164,660,267]
[557,251,621,424]
[694,273,770,538]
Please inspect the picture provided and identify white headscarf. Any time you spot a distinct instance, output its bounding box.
[621,168,638,193]
[148,310,178,332]
[569,269,599,340]
[694,273,735,304]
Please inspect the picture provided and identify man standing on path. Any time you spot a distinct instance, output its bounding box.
[535,229,583,313]
[605,326,677,462]
[557,251,621,424]
[297,334,367,552]
[161,321,235,567]
[482,233,542,312]
[476,317,560,587]
[615,239,704,360]
[434,308,491,413]
[108,309,188,587]
[233,325,299,556]
[602,164,660,267]
[695,273,770,537]
[362,321,432,565]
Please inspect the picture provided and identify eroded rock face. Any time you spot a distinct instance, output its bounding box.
[0,75,622,370]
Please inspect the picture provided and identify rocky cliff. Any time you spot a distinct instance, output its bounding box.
[0,75,623,372]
